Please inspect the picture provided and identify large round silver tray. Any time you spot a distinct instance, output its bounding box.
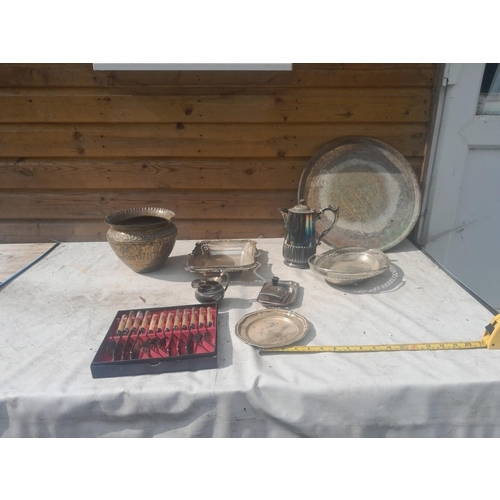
[298,137,421,251]
[309,247,390,285]
[235,309,308,348]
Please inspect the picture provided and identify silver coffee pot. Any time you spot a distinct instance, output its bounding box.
[279,200,339,268]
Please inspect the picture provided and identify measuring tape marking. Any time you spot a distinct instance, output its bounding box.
[260,340,486,353]
[259,315,500,354]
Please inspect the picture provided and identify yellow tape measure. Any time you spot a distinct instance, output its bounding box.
[259,314,500,354]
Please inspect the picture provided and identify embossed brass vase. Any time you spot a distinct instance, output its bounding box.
[105,207,177,273]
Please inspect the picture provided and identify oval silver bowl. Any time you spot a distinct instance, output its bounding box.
[309,247,390,286]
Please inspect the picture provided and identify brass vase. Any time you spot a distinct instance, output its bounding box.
[105,207,177,273]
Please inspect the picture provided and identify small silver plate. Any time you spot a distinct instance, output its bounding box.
[186,239,258,273]
[235,309,308,348]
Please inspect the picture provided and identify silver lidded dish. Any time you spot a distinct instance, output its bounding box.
[257,277,300,308]
[308,247,390,285]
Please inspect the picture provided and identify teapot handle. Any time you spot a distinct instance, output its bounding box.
[316,206,340,243]
[220,272,230,291]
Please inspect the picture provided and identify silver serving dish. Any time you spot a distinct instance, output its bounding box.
[298,137,421,251]
[235,309,308,348]
[308,247,390,285]
[186,239,258,273]
[257,277,299,308]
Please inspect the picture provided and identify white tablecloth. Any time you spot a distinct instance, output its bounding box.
[0,238,498,437]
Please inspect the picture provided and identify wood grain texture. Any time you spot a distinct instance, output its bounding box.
[0,220,284,243]
[0,88,432,123]
[0,157,305,190]
[0,243,56,282]
[0,190,297,220]
[0,64,437,88]
[0,63,438,243]
[0,157,424,190]
[0,123,427,158]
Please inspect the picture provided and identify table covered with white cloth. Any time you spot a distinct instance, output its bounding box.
[0,238,498,437]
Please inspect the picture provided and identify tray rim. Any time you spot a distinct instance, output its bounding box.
[298,136,422,251]
[309,247,390,278]
[186,238,259,273]
[235,309,308,348]
[309,247,391,285]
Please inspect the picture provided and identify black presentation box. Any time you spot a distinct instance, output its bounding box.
[91,303,218,378]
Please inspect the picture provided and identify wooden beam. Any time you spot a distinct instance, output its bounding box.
[0,157,424,190]
[0,157,306,190]
[0,219,285,243]
[0,88,432,123]
[0,190,297,220]
[0,123,427,158]
[0,63,437,88]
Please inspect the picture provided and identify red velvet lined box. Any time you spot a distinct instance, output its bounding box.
[90,303,218,378]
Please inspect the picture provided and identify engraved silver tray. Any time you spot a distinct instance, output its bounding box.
[186,239,258,273]
[235,309,308,348]
[298,137,421,251]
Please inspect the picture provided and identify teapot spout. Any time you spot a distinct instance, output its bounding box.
[278,208,289,225]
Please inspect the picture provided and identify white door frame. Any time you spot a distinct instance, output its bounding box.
[417,63,500,245]
[415,63,500,309]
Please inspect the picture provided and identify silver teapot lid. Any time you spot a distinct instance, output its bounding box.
[289,199,314,214]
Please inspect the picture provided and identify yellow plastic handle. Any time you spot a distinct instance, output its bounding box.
[482,314,500,349]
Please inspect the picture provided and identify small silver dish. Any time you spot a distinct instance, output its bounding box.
[235,309,308,348]
[191,273,229,303]
[308,247,390,285]
[186,239,258,273]
[257,277,299,308]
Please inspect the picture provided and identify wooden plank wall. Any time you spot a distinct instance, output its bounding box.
[0,63,438,243]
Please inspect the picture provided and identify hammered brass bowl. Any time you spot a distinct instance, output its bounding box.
[105,207,177,273]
